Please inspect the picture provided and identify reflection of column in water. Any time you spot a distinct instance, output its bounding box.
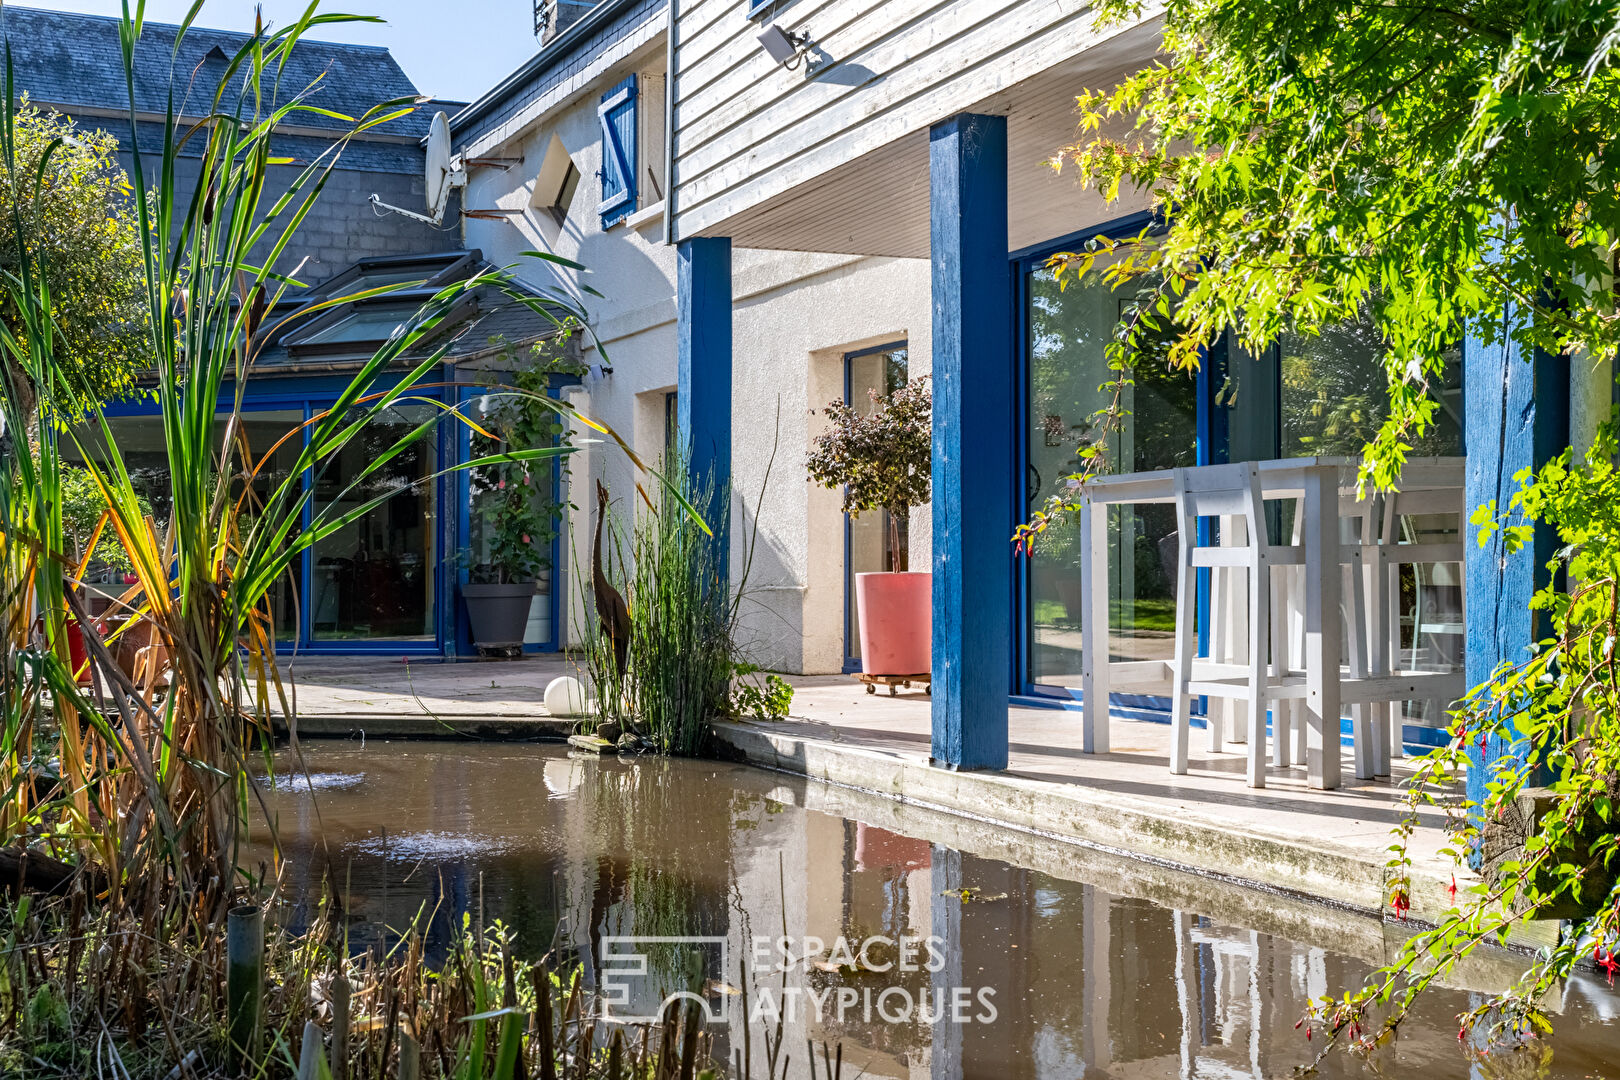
[1077,885,1112,1072]
[929,844,963,1080]
[1174,910,1196,1080]
[1247,929,1262,1079]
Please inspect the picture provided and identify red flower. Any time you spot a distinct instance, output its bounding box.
[1446,875,1457,904]
[1597,946,1619,987]
[1390,888,1410,920]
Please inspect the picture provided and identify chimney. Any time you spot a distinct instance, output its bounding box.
[534,0,597,45]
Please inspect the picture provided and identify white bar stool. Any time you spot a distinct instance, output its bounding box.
[1168,464,1384,787]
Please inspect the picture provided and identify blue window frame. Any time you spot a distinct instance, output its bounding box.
[95,372,457,656]
[1010,211,1220,718]
[598,74,638,228]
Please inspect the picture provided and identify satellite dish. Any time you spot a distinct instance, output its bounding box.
[424,111,453,215]
[371,109,517,225]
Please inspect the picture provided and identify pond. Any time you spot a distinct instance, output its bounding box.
[257,742,1620,1079]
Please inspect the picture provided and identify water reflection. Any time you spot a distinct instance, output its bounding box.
[255,743,1620,1079]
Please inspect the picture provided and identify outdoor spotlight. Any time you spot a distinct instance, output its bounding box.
[758,23,812,69]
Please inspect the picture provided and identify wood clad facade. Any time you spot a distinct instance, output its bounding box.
[669,0,1163,252]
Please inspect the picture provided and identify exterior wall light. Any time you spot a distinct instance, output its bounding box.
[757,23,814,70]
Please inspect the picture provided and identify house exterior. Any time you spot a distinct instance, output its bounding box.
[448,0,933,673]
[652,0,1588,784]
[18,6,572,658]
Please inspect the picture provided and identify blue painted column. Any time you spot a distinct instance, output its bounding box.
[676,236,732,582]
[929,113,1011,770]
[1464,316,1568,816]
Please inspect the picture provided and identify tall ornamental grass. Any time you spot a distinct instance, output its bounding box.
[588,465,733,756]
[0,2,685,1071]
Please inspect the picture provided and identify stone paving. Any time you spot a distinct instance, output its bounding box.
[272,654,578,737]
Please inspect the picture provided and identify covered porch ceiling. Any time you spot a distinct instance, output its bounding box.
[701,18,1162,259]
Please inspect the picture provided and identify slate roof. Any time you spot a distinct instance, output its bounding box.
[1,5,437,141]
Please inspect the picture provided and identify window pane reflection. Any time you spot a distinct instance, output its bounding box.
[311,405,436,641]
[1026,259,1197,688]
[846,345,909,664]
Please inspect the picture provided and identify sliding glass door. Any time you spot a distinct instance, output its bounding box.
[1023,251,1198,691]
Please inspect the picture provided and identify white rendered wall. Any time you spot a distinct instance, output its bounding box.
[459,34,930,674]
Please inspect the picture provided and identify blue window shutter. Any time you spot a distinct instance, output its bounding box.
[598,75,638,227]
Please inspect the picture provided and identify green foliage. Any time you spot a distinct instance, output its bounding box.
[587,465,734,756]
[1016,0,1620,546]
[1310,418,1620,1053]
[53,462,151,573]
[464,334,588,584]
[1018,0,1620,1055]
[806,376,931,571]
[0,99,150,413]
[731,662,794,721]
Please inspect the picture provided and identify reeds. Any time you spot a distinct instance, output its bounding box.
[0,2,682,1073]
[0,879,721,1079]
[586,464,733,757]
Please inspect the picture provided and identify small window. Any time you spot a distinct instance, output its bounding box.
[531,132,581,226]
[299,306,415,346]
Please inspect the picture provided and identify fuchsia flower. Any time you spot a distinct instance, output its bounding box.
[1390,888,1410,920]
[1597,945,1619,986]
[1446,875,1458,904]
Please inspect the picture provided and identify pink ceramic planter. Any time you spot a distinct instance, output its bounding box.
[855,571,932,675]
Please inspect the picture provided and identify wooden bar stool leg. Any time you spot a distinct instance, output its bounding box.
[1223,514,1249,748]
[1169,495,1197,776]
[1205,532,1227,752]
[1269,563,1292,769]
[1246,523,1269,788]
[1343,561,1375,781]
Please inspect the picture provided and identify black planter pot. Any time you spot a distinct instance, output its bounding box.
[462,581,537,650]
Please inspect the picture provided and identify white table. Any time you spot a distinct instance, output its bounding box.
[1074,456,1465,789]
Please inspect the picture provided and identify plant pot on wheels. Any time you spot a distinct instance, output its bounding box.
[855,571,931,676]
[462,581,536,653]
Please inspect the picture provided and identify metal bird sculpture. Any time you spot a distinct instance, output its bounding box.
[593,480,632,682]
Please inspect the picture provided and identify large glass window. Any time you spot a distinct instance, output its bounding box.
[1278,313,1465,724]
[62,409,304,641]
[466,395,560,649]
[1279,314,1463,457]
[845,343,909,667]
[310,404,437,641]
[1025,257,1197,688]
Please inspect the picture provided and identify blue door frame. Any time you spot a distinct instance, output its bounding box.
[841,340,909,674]
[101,369,475,657]
[450,382,565,656]
[1008,210,1224,719]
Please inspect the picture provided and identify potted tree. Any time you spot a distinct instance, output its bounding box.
[461,338,577,655]
[807,376,932,676]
